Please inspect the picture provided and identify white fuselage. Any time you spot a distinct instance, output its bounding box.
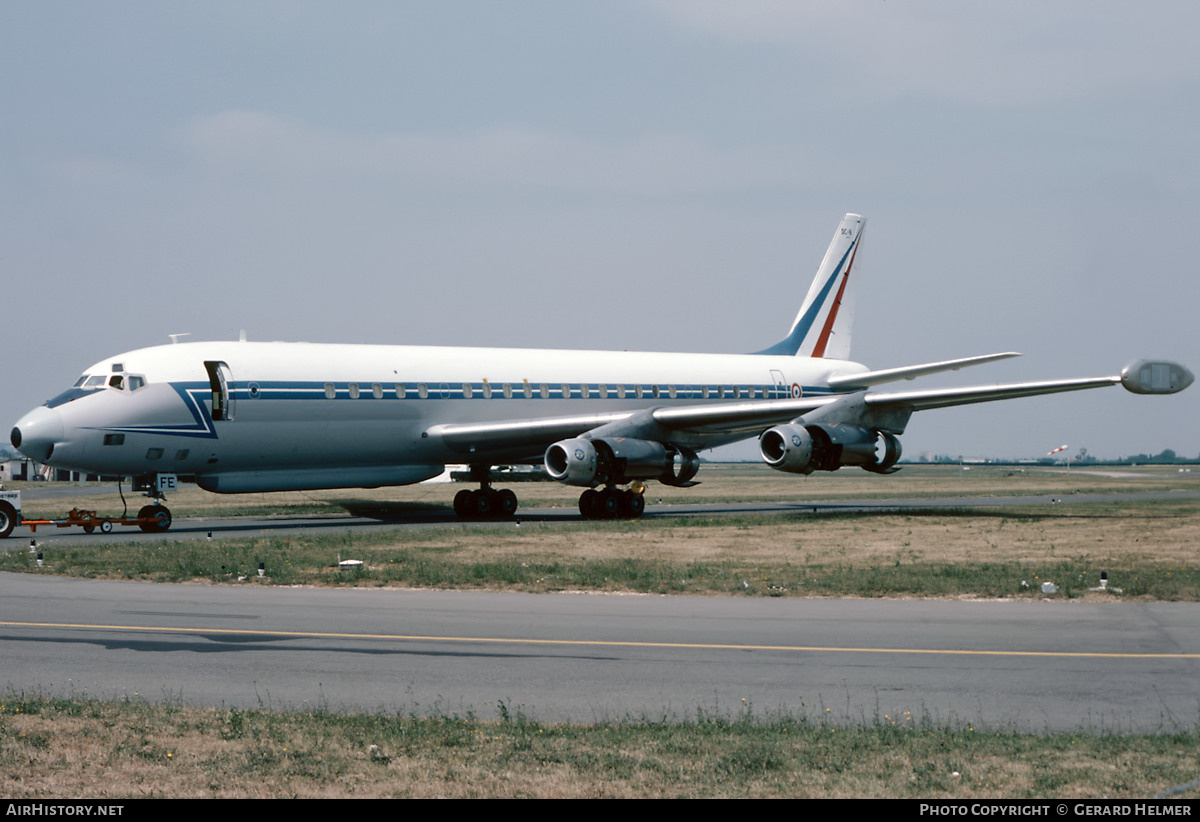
[19,340,868,490]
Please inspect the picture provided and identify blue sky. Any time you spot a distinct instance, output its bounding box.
[3,1,1197,460]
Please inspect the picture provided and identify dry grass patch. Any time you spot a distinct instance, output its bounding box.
[7,696,1198,798]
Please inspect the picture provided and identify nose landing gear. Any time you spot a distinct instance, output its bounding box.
[136,503,172,533]
[130,474,175,533]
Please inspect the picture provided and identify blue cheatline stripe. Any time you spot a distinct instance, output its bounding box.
[749,237,858,357]
[79,380,841,440]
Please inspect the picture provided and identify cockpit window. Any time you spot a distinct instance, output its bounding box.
[72,375,88,388]
[128,375,145,391]
[109,375,124,389]
[84,375,106,388]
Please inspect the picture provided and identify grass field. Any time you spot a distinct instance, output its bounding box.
[4,694,1199,799]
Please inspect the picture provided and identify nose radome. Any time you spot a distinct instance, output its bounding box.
[11,406,64,463]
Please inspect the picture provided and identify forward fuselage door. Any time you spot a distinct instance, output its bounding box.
[204,360,235,421]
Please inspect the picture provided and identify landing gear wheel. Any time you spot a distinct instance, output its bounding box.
[598,489,623,519]
[496,489,518,518]
[453,489,474,518]
[469,489,493,518]
[579,489,599,519]
[137,504,172,533]
[621,491,646,519]
[0,501,17,538]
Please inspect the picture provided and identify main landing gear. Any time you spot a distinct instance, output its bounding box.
[452,466,518,519]
[578,485,645,520]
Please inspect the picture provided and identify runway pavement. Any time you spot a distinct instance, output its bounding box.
[2,571,1198,730]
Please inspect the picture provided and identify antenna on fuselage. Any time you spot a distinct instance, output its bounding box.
[168,333,191,345]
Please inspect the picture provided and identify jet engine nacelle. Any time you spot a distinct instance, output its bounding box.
[544,437,700,487]
[759,423,901,475]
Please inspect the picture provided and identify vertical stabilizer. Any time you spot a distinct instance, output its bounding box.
[753,213,864,359]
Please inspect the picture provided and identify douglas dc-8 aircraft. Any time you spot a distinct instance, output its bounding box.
[7,214,1193,534]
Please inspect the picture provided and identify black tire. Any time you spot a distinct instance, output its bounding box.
[82,524,95,534]
[0,501,15,539]
[622,491,646,519]
[598,489,622,519]
[496,489,518,518]
[469,489,493,518]
[578,489,599,519]
[453,489,473,518]
[138,505,172,533]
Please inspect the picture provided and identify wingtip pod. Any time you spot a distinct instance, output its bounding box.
[1120,360,1194,394]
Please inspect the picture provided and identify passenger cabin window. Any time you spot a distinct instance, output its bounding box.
[395,383,406,398]
[348,383,360,399]
[503,383,513,399]
[539,383,549,399]
[523,382,532,399]
[418,384,429,399]
[482,382,493,399]
[372,383,383,399]
[325,383,336,399]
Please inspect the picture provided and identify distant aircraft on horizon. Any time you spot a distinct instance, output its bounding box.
[7,214,1192,535]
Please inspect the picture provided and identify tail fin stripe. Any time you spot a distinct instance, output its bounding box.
[751,236,859,356]
[809,240,859,358]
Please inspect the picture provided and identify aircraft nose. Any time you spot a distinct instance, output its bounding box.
[11,406,64,463]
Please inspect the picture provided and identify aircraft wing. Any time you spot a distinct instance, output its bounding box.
[864,359,1193,412]
[426,359,1192,461]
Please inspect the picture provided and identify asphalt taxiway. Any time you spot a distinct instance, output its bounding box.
[7,489,1199,545]
[2,571,1198,730]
